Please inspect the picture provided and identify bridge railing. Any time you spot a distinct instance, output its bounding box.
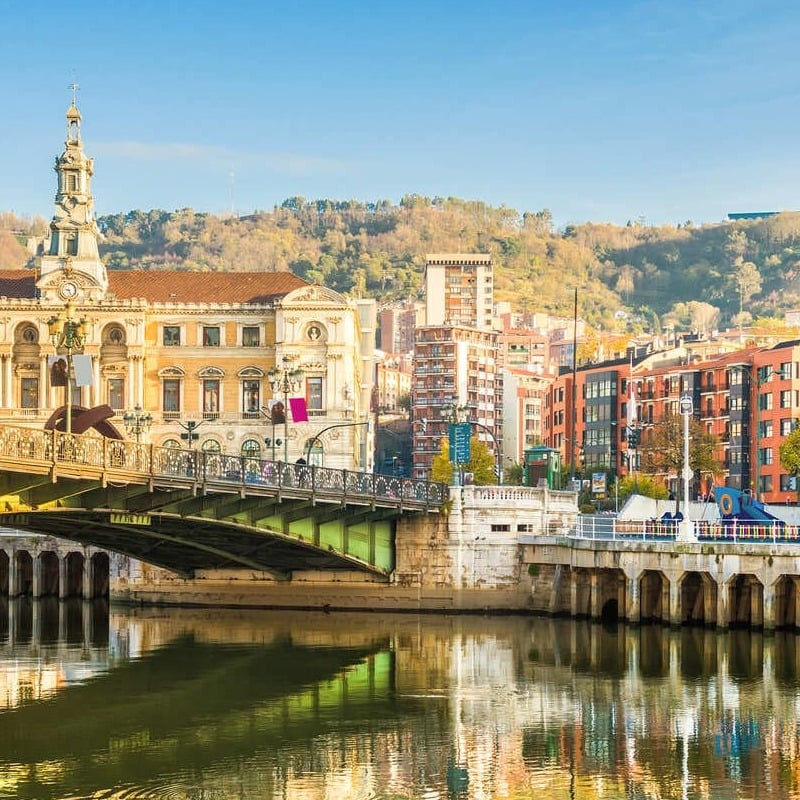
[574,515,800,544]
[0,424,446,509]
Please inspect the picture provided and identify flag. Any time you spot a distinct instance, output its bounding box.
[627,381,638,429]
[289,397,308,422]
[72,354,94,387]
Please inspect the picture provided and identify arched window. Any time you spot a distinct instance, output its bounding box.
[305,437,323,467]
[241,439,261,457]
[162,438,182,449]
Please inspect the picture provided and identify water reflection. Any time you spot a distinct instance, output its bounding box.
[0,606,800,799]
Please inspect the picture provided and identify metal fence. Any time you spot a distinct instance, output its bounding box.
[0,424,447,509]
[574,515,800,544]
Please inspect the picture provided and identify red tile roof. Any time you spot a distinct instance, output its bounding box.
[0,269,309,304]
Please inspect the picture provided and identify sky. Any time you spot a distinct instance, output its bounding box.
[4,0,800,228]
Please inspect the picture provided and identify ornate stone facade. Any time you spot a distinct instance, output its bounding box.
[0,101,375,470]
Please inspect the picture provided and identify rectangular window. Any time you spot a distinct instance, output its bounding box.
[163,379,180,414]
[760,420,773,438]
[781,475,797,492]
[490,524,511,532]
[203,379,220,418]
[759,392,773,411]
[21,377,38,409]
[242,380,260,415]
[163,326,180,347]
[108,378,124,411]
[307,377,323,412]
[759,447,773,466]
[242,326,260,347]
[781,390,792,408]
[782,418,795,436]
[203,326,220,347]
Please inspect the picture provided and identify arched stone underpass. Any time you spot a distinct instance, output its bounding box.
[639,570,667,623]
[38,551,59,597]
[680,571,717,627]
[773,575,799,630]
[596,568,626,623]
[728,574,764,629]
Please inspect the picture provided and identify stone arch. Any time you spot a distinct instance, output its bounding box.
[773,575,799,630]
[89,552,109,599]
[728,574,764,629]
[64,552,85,598]
[0,550,8,596]
[597,568,626,623]
[639,570,668,623]
[681,571,717,627]
[14,551,33,596]
[37,551,60,597]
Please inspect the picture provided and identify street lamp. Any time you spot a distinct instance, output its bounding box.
[679,391,695,542]
[305,421,369,466]
[122,405,153,442]
[48,302,87,434]
[268,356,303,463]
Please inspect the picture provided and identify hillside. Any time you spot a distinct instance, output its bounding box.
[4,198,800,334]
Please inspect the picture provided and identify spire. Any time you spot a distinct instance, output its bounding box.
[37,90,108,303]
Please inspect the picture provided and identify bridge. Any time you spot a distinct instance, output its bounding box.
[0,424,446,580]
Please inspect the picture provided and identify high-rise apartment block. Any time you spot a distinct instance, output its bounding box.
[425,254,494,331]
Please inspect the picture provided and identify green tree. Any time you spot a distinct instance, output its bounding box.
[430,436,498,485]
[616,473,670,504]
[779,424,800,501]
[639,415,723,514]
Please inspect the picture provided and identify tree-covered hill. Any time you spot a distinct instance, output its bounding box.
[3,198,800,334]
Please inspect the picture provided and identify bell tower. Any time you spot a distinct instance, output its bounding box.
[38,85,109,304]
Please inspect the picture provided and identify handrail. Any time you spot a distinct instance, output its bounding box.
[0,423,447,509]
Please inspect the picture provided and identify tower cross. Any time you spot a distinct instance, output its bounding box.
[69,81,79,106]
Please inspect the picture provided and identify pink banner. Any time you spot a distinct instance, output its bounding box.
[289,397,308,422]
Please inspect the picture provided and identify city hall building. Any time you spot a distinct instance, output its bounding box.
[0,100,375,470]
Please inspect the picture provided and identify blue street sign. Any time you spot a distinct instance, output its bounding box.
[449,422,471,464]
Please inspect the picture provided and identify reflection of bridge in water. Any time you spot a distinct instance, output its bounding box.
[0,424,446,579]
[0,603,405,800]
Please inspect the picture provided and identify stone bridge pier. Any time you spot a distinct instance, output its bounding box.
[524,538,800,630]
[0,530,110,600]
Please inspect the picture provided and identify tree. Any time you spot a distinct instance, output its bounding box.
[779,425,800,501]
[616,474,670,504]
[639,415,723,513]
[430,435,498,485]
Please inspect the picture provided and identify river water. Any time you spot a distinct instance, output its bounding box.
[1,598,799,799]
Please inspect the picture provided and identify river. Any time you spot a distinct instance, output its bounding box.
[0,598,798,799]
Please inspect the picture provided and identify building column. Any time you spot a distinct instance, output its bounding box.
[762,577,775,630]
[91,355,101,407]
[626,569,641,623]
[590,571,600,620]
[669,577,681,627]
[570,569,579,617]
[59,557,68,599]
[31,553,41,598]
[126,357,135,409]
[751,577,764,628]
[716,578,729,629]
[82,556,92,600]
[8,554,18,597]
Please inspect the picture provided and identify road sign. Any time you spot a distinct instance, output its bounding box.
[449,422,471,464]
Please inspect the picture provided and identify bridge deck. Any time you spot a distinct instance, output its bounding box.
[0,424,447,578]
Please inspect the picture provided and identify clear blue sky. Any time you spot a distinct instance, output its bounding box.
[4,0,800,228]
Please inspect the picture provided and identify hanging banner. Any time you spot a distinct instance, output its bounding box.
[289,397,309,422]
[72,354,94,387]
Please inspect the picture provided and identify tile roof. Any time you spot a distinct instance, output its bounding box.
[0,269,309,304]
[108,270,308,303]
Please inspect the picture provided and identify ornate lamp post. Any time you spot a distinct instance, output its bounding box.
[47,302,87,434]
[123,405,153,442]
[679,392,695,542]
[268,356,303,463]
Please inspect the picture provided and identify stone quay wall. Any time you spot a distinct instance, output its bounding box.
[111,486,580,613]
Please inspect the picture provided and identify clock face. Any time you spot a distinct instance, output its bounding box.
[59,281,78,300]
